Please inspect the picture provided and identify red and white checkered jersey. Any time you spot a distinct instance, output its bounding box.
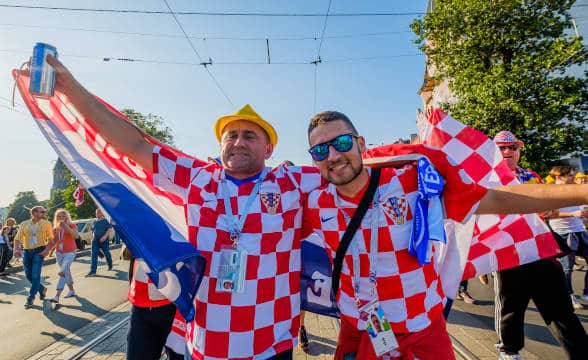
[127,258,172,308]
[166,310,188,355]
[153,146,323,360]
[304,157,486,333]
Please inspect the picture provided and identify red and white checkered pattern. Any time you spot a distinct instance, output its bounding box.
[154,147,322,360]
[417,109,560,279]
[304,157,486,333]
[127,259,172,308]
[166,310,188,355]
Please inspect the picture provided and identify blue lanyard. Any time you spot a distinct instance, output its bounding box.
[221,168,268,248]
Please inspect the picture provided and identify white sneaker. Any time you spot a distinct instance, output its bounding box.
[580,294,588,302]
[64,291,76,298]
[571,295,583,310]
[50,295,59,303]
[498,352,523,360]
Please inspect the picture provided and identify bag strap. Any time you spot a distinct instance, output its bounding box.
[331,168,381,296]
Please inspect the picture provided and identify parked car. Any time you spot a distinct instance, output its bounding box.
[73,218,116,248]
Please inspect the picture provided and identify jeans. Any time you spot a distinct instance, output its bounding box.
[0,243,10,272]
[90,239,112,273]
[56,251,76,290]
[23,246,46,299]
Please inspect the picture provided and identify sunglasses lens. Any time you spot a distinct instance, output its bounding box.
[332,134,354,152]
[309,144,329,161]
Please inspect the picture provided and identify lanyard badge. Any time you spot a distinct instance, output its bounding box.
[215,168,268,293]
[359,299,398,356]
[216,246,247,293]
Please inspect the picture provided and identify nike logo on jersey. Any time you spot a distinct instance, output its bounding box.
[320,216,335,223]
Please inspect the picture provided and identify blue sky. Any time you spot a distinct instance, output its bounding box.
[1,1,586,208]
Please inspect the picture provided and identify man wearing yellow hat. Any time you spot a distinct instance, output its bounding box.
[46,55,324,360]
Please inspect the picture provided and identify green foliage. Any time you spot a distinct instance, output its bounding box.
[411,0,588,173]
[6,191,39,223]
[55,108,175,216]
[120,108,176,147]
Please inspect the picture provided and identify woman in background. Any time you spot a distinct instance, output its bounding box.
[43,209,79,303]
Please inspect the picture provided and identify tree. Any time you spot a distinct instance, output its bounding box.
[411,0,588,173]
[59,109,176,218]
[6,191,39,223]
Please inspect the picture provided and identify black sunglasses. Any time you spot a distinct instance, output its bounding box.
[308,133,357,161]
[498,145,519,151]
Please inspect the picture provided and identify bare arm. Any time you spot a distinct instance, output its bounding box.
[476,184,588,215]
[45,55,153,172]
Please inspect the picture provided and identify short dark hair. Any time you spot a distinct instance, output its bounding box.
[308,111,359,138]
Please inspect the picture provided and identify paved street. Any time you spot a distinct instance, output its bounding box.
[3,249,588,360]
[448,258,588,360]
[0,247,128,359]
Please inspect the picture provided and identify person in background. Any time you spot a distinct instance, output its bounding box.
[492,131,587,360]
[86,208,113,276]
[43,209,79,303]
[457,280,477,304]
[546,166,588,307]
[0,223,9,276]
[4,218,18,267]
[14,205,53,309]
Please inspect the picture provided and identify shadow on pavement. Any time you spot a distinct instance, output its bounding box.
[448,309,560,346]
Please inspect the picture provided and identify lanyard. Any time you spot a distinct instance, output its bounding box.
[221,168,268,248]
[29,221,41,237]
[337,187,380,303]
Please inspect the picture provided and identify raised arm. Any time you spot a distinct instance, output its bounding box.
[45,55,153,172]
[476,184,588,215]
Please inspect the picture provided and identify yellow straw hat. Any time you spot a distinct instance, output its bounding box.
[214,104,278,145]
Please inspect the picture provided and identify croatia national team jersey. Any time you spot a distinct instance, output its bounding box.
[128,258,172,308]
[153,146,322,360]
[303,152,487,334]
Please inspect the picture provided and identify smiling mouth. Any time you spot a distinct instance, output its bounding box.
[328,162,348,171]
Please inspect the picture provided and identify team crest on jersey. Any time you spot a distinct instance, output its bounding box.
[260,192,281,214]
[382,195,411,225]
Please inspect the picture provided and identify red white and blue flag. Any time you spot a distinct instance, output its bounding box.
[13,70,206,321]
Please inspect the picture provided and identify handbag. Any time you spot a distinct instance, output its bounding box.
[75,236,85,250]
[331,168,381,295]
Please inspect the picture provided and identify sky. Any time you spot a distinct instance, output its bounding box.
[0,1,586,208]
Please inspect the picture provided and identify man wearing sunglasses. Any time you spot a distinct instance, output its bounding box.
[492,131,586,360]
[43,55,327,360]
[304,112,588,360]
[14,205,53,309]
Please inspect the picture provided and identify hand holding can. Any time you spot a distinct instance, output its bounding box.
[29,42,57,97]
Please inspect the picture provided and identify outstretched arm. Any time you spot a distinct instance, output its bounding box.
[45,55,153,172]
[476,184,588,215]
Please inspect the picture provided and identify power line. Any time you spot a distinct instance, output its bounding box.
[0,22,412,41]
[162,0,234,107]
[0,48,421,65]
[0,4,424,16]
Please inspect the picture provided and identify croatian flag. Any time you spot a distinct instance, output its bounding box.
[72,184,85,206]
[363,109,560,300]
[13,70,206,321]
[417,109,560,296]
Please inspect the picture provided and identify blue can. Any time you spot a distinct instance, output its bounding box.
[29,42,58,97]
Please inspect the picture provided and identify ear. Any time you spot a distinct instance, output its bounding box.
[264,143,275,160]
[357,135,367,153]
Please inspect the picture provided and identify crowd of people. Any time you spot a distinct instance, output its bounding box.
[0,206,118,308]
[4,53,588,360]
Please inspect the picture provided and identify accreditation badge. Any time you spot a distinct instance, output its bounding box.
[359,299,398,356]
[30,235,37,248]
[216,246,247,293]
